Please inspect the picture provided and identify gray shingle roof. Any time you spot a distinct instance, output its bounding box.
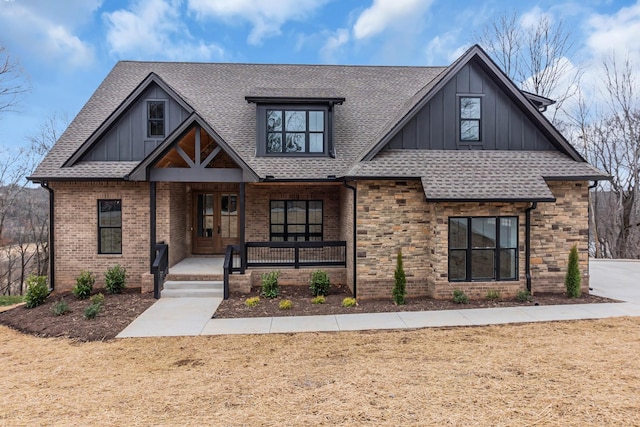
[30,61,446,180]
[348,150,608,201]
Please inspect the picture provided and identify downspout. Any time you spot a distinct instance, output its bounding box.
[40,181,55,292]
[525,202,538,293]
[342,180,357,298]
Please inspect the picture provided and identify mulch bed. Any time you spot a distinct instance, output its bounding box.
[214,284,616,318]
[0,287,154,341]
[0,284,616,341]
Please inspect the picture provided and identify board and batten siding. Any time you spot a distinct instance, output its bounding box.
[386,61,557,151]
[82,83,189,161]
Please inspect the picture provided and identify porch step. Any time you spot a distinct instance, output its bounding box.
[161,280,223,298]
[165,273,224,282]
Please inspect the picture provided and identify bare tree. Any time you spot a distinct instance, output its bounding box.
[0,45,29,114]
[476,10,582,123]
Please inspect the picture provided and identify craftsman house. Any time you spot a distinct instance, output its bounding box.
[29,45,607,300]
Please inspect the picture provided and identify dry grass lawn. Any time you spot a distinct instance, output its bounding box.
[2,318,640,426]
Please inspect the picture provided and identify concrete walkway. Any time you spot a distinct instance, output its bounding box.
[116,259,640,338]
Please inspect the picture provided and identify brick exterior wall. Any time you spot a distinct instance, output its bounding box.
[530,181,590,294]
[50,181,151,292]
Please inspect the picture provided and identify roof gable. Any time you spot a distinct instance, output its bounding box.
[64,73,194,167]
[359,45,585,162]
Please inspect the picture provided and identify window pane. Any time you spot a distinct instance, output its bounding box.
[285,111,306,131]
[99,201,121,227]
[148,120,164,137]
[267,133,282,153]
[309,224,322,234]
[471,218,496,248]
[472,249,495,280]
[460,97,480,119]
[271,225,284,233]
[308,111,324,131]
[500,217,517,248]
[100,228,122,254]
[270,201,285,224]
[499,249,517,280]
[148,102,164,119]
[266,110,282,131]
[449,250,466,281]
[288,225,305,234]
[287,201,306,224]
[461,120,479,141]
[308,201,322,223]
[309,133,324,152]
[449,218,468,249]
[285,133,305,152]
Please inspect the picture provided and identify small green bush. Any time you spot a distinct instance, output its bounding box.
[261,270,280,299]
[245,296,260,307]
[452,289,469,304]
[311,295,326,304]
[105,264,127,294]
[565,244,581,298]
[392,249,407,305]
[51,299,70,316]
[342,297,357,307]
[310,270,330,296]
[90,293,105,306]
[486,289,501,301]
[516,289,533,302]
[279,299,293,310]
[73,270,95,299]
[24,275,49,308]
[84,303,102,320]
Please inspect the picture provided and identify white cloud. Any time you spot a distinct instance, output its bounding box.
[320,28,350,62]
[0,0,98,67]
[353,0,433,40]
[104,0,224,61]
[424,31,466,65]
[187,0,329,45]
[585,1,640,62]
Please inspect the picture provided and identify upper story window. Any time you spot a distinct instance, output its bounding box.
[266,109,325,154]
[460,97,481,141]
[246,94,344,158]
[147,101,165,138]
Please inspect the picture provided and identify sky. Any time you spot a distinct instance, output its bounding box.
[0,0,639,155]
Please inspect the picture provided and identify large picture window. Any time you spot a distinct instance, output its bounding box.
[98,200,122,254]
[460,97,481,141]
[448,216,517,281]
[270,200,323,241]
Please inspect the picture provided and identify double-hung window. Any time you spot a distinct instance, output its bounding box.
[270,200,323,241]
[449,216,518,281]
[98,200,122,254]
[147,101,165,138]
[459,97,481,141]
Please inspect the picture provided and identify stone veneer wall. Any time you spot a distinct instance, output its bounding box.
[340,184,355,294]
[530,181,590,293]
[50,181,150,292]
[355,180,434,299]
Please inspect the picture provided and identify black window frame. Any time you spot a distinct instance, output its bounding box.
[448,216,518,282]
[257,104,331,157]
[147,100,166,138]
[269,200,323,241]
[459,96,482,142]
[98,199,122,255]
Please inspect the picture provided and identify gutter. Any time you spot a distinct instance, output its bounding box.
[525,202,538,293]
[40,181,55,292]
[342,180,357,299]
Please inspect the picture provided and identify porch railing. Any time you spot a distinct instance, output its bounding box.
[152,243,169,299]
[223,245,242,300]
[245,241,347,269]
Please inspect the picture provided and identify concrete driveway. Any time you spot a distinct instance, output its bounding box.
[590,259,640,303]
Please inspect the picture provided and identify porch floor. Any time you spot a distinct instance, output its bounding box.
[169,256,225,275]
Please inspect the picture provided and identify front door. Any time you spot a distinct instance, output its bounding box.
[193,192,239,254]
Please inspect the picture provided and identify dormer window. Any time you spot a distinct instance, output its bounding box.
[266,108,325,154]
[246,93,345,158]
[147,101,165,138]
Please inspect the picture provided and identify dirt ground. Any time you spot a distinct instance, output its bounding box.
[1,317,639,426]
